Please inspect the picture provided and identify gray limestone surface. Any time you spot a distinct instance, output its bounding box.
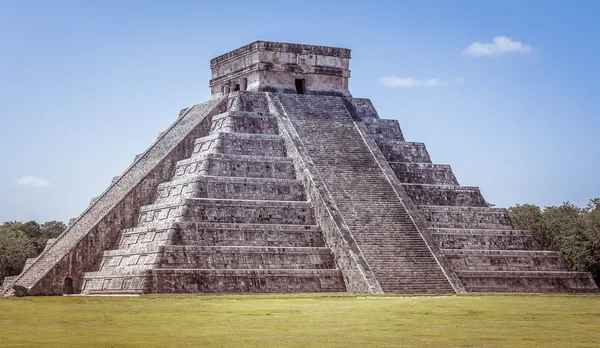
[3,41,597,296]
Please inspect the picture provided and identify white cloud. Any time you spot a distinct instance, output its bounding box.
[16,176,53,188]
[379,76,445,88]
[463,36,532,57]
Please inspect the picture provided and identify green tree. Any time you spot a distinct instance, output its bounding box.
[0,221,66,282]
[0,227,36,281]
[509,200,600,285]
[508,204,544,242]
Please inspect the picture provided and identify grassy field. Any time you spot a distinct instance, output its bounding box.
[1,293,599,347]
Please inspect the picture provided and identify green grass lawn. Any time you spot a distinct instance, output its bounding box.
[1,293,600,347]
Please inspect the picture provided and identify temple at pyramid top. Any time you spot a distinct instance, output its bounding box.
[209,41,351,97]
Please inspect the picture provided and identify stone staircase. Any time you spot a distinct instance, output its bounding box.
[80,92,345,295]
[275,93,455,293]
[353,98,599,293]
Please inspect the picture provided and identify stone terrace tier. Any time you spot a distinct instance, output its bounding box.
[79,92,345,295]
[274,93,455,293]
[354,98,598,293]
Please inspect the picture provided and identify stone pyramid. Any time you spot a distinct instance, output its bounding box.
[2,41,597,296]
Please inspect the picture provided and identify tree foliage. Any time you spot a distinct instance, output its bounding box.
[509,199,600,284]
[0,221,66,282]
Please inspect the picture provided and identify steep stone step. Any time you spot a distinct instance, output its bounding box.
[174,153,296,180]
[210,111,279,135]
[456,270,599,293]
[193,132,286,158]
[185,198,316,225]
[155,176,305,202]
[375,139,432,163]
[403,184,487,207]
[389,162,459,186]
[431,228,540,250]
[418,205,513,229]
[172,222,325,247]
[442,249,570,271]
[277,93,454,294]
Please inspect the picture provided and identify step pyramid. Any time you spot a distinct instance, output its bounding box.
[2,41,597,296]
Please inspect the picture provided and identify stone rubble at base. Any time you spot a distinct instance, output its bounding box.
[2,41,597,297]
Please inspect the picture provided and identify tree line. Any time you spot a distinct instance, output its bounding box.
[0,221,66,283]
[508,199,600,284]
[1,199,599,286]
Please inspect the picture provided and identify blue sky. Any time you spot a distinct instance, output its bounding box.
[1,0,599,222]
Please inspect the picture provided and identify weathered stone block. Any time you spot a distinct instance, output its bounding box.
[431,229,540,250]
[389,163,458,185]
[193,133,286,157]
[376,140,432,163]
[419,206,513,229]
[172,222,325,247]
[148,269,345,294]
[185,199,316,225]
[158,246,337,270]
[443,249,570,271]
[175,154,296,180]
[210,112,279,135]
[403,184,487,206]
[456,271,598,293]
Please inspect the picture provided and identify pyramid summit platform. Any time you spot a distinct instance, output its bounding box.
[2,40,597,296]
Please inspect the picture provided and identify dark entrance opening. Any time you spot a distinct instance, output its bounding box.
[234,84,240,91]
[295,79,305,94]
[63,277,74,295]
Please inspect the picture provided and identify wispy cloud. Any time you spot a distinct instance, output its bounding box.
[379,76,446,88]
[463,36,532,57]
[16,176,53,188]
